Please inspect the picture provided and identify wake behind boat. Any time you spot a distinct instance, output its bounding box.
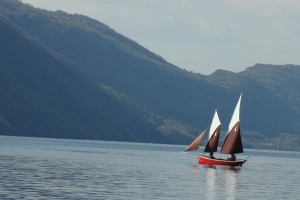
[185,93,247,166]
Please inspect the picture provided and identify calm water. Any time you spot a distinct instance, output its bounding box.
[0,136,300,199]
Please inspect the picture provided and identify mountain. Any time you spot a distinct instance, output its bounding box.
[241,64,300,115]
[204,67,297,136]
[203,65,300,150]
[1,0,300,150]
[0,17,173,143]
[0,0,224,128]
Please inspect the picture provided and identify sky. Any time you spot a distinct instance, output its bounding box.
[21,0,300,75]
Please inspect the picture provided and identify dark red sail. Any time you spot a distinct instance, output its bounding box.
[204,125,221,152]
[220,121,243,154]
[185,129,207,152]
[204,110,221,153]
[220,93,243,154]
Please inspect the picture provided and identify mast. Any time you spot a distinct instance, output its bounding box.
[184,129,207,152]
[220,93,243,154]
[204,110,221,153]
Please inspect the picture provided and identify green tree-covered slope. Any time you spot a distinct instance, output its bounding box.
[1,0,300,149]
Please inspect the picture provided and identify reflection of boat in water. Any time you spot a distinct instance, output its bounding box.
[204,163,238,200]
[185,94,247,166]
[224,167,237,199]
[206,167,216,200]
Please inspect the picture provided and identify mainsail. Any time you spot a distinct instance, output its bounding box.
[204,110,221,153]
[220,93,243,154]
[185,129,207,152]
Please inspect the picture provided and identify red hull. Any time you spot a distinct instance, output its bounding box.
[198,155,246,166]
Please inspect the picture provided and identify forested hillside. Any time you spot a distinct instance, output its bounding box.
[1,0,300,150]
[0,17,172,143]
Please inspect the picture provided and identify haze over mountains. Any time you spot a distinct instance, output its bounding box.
[1,0,300,150]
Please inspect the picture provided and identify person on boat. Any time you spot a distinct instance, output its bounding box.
[228,154,236,161]
[209,152,214,159]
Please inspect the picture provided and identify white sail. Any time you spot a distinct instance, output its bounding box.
[227,93,242,134]
[208,110,221,141]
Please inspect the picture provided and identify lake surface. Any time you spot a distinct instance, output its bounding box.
[0,135,300,199]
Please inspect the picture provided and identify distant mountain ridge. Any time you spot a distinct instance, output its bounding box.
[1,0,300,150]
[241,64,300,114]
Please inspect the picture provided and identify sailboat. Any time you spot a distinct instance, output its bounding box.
[185,94,247,166]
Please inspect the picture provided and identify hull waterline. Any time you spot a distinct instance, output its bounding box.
[198,155,246,166]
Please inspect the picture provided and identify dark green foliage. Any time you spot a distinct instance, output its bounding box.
[0,17,169,143]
